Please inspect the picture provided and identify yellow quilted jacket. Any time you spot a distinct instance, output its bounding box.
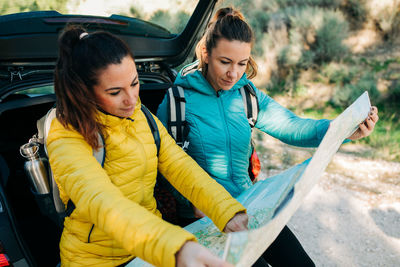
[47,99,245,267]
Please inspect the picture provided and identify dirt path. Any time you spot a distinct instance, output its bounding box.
[290,176,400,266]
[257,136,400,266]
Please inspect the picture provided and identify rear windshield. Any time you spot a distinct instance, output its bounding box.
[0,0,198,35]
[15,85,54,97]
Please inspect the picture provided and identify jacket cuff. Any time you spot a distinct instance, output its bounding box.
[162,227,197,267]
[214,203,246,232]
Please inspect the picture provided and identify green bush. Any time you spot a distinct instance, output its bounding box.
[282,6,349,63]
[149,10,190,33]
[321,63,360,84]
[1,0,68,15]
[222,0,349,61]
[332,72,380,107]
[249,10,271,56]
[361,58,398,72]
[264,0,342,9]
[359,109,400,161]
[312,10,349,63]
[390,80,400,98]
[390,11,400,40]
[369,1,400,41]
[267,6,349,93]
[339,0,368,30]
[128,6,143,19]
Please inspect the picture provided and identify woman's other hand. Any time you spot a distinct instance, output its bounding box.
[349,106,379,140]
[176,241,233,267]
[223,212,248,233]
[193,205,206,218]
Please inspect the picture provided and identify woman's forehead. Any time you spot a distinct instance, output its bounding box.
[212,38,251,60]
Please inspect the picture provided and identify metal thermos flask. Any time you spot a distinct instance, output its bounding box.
[20,142,50,194]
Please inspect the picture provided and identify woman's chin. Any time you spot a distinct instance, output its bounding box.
[219,82,235,91]
[118,108,135,118]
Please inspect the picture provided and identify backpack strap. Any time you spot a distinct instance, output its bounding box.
[167,85,188,150]
[37,108,65,216]
[240,83,259,128]
[180,60,199,77]
[93,133,105,166]
[141,104,161,156]
[240,84,261,181]
[37,107,56,155]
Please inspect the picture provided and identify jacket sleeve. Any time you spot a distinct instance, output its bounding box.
[156,93,169,128]
[156,92,194,210]
[252,82,330,147]
[47,120,195,267]
[155,116,246,231]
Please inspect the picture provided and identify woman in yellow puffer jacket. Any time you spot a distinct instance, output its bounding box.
[47,25,248,267]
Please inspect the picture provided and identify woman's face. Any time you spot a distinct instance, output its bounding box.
[93,56,139,118]
[204,38,251,92]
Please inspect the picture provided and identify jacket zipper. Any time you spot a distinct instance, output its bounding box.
[128,117,147,202]
[216,92,235,187]
[87,224,95,243]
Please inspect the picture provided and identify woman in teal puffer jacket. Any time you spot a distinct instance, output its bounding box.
[157,7,378,267]
[158,61,330,199]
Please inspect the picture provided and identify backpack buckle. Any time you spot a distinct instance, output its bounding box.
[182,141,190,151]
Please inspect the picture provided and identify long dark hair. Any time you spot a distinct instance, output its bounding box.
[195,7,258,79]
[54,25,134,149]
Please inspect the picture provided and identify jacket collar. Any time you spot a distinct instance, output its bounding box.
[97,98,142,127]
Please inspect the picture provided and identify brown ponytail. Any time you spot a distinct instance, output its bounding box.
[195,7,258,79]
[54,25,133,149]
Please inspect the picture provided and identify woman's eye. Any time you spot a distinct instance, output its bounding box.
[109,91,120,96]
[131,81,139,87]
[220,61,229,64]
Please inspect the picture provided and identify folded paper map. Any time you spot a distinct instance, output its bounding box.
[128,91,371,266]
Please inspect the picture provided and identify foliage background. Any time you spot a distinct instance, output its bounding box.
[223,0,400,162]
[0,0,68,14]
[1,0,399,161]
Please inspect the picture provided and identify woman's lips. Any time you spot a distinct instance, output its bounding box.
[221,79,234,86]
[121,106,134,112]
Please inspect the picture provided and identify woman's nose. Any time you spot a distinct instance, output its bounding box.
[227,68,237,79]
[123,90,136,105]
[123,98,132,105]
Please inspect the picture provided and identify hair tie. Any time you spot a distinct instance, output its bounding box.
[79,32,89,40]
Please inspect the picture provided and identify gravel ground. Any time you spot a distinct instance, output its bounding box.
[257,136,400,267]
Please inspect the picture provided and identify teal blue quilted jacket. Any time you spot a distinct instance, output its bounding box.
[157,64,330,218]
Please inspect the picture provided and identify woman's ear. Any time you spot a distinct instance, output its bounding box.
[202,46,209,64]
